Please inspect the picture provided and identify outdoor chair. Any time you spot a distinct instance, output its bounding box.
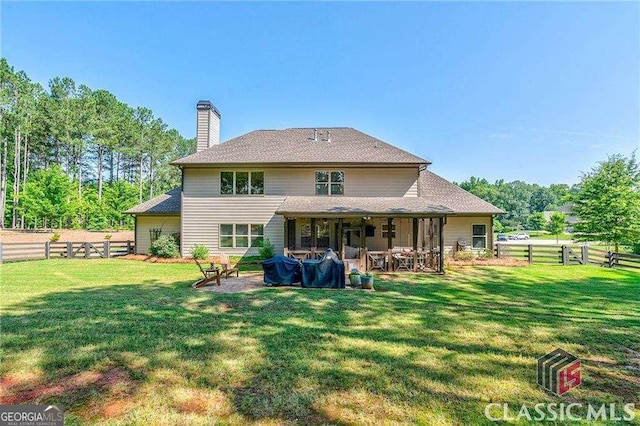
[192,258,221,288]
[217,253,239,278]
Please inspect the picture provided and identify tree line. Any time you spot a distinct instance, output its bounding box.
[0,58,195,230]
[458,153,640,250]
[456,177,575,231]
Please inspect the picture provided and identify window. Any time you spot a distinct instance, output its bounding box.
[315,171,344,195]
[382,223,396,239]
[219,224,264,248]
[220,171,264,195]
[472,224,487,249]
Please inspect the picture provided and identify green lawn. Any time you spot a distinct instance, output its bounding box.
[1,260,639,425]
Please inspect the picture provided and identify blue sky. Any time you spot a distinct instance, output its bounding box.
[2,2,638,185]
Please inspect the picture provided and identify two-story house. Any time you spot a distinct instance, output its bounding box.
[126,100,503,272]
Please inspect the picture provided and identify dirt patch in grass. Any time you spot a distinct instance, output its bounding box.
[0,368,135,405]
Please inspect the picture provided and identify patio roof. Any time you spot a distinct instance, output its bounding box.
[275,196,453,217]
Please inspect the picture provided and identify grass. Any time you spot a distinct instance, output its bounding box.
[1,259,639,425]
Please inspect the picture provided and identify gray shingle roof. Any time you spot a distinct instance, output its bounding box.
[125,187,181,214]
[275,196,452,217]
[173,128,428,165]
[418,170,504,214]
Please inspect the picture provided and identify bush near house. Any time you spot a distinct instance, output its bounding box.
[190,244,209,260]
[149,235,180,258]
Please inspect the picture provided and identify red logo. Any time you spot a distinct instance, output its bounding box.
[537,348,581,396]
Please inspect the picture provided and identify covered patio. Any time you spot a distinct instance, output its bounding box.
[275,197,453,273]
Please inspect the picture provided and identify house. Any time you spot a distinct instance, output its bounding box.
[126,100,503,272]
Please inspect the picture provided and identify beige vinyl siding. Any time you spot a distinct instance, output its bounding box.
[362,217,416,251]
[135,215,181,254]
[196,109,220,152]
[196,109,209,152]
[183,166,418,197]
[443,216,492,255]
[181,196,285,257]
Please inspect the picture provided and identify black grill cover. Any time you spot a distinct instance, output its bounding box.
[261,255,302,285]
[301,249,346,288]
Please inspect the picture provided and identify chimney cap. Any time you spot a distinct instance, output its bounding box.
[196,100,221,118]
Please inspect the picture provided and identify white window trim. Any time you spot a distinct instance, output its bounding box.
[220,171,264,196]
[314,170,345,196]
[219,224,265,248]
[472,223,488,249]
[381,223,396,239]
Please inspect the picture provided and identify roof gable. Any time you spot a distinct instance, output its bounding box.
[173,127,428,165]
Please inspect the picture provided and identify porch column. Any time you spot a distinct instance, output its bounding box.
[438,217,445,274]
[412,217,419,272]
[283,218,289,256]
[337,218,344,259]
[360,221,367,270]
[311,218,317,257]
[387,217,393,272]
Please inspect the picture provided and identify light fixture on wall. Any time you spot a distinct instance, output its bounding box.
[362,216,371,221]
[322,218,328,225]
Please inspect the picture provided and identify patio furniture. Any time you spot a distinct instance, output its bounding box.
[367,251,387,271]
[301,248,345,288]
[217,253,239,278]
[192,258,221,288]
[262,255,302,285]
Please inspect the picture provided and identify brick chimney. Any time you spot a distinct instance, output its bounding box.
[196,100,221,152]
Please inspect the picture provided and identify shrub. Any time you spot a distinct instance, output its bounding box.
[50,232,61,242]
[258,237,275,259]
[149,235,180,258]
[476,249,494,260]
[190,244,210,260]
[453,250,475,261]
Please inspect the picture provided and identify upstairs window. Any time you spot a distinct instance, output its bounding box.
[315,171,344,195]
[221,171,264,195]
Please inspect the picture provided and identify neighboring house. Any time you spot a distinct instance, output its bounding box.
[126,100,503,272]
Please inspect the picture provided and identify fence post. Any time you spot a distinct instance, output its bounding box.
[497,244,502,259]
[67,242,73,258]
[84,243,90,259]
[607,251,615,268]
[581,245,588,265]
[561,245,568,266]
[527,244,533,264]
[127,240,132,254]
[103,241,110,258]
[45,241,50,259]
[0,243,3,263]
